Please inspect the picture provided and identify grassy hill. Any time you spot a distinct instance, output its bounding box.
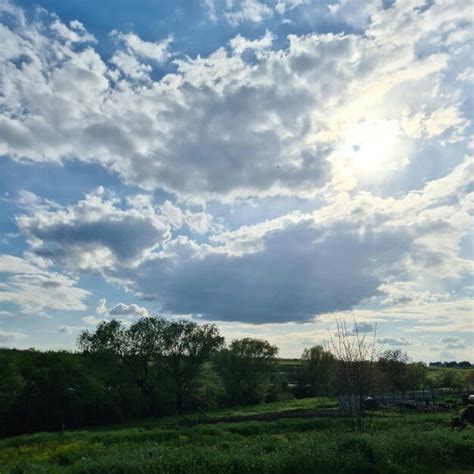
[1,397,473,474]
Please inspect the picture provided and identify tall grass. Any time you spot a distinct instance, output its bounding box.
[1,403,472,473]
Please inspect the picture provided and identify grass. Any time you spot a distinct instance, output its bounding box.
[206,396,338,418]
[0,398,473,473]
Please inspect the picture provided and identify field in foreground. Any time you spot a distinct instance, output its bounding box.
[1,397,473,474]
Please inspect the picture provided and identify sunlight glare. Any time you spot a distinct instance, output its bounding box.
[342,120,402,177]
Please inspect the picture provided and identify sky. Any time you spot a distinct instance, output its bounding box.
[0,0,472,361]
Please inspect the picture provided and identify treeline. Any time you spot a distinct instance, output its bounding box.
[429,361,472,368]
[0,317,472,436]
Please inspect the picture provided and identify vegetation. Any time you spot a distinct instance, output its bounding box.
[215,338,279,406]
[1,316,473,438]
[0,399,473,473]
[1,315,473,472]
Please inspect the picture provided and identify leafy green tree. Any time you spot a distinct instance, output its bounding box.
[14,352,103,433]
[299,345,335,396]
[436,369,464,390]
[0,354,24,434]
[377,349,410,392]
[78,317,223,414]
[465,370,474,390]
[405,362,427,390]
[78,318,165,414]
[216,338,278,406]
[157,320,224,413]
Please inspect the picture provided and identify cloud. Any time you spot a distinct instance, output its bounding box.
[112,31,171,63]
[0,254,89,315]
[118,209,417,323]
[82,315,104,326]
[0,330,27,345]
[10,153,471,324]
[89,298,149,320]
[441,336,467,350]
[58,325,73,334]
[50,18,96,44]
[441,336,462,344]
[0,1,470,201]
[16,188,172,270]
[445,342,466,350]
[96,298,108,315]
[109,303,149,318]
[378,337,413,347]
[352,322,374,333]
[224,0,273,26]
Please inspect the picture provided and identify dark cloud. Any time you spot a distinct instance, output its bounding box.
[125,220,413,323]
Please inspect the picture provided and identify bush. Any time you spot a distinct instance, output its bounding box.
[461,404,474,424]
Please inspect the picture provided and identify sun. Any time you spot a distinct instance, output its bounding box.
[341,120,404,178]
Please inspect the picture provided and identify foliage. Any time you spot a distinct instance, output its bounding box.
[78,317,224,414]
[215,338,278,406]
[297,345,335,397]
[0,402,473,474]
[156,319,224,412]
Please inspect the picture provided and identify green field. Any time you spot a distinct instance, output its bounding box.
[1,397,473,474]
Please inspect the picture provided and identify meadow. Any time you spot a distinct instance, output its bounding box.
[1,397,473,474]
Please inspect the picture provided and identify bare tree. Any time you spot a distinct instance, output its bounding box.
[328,316,380,432]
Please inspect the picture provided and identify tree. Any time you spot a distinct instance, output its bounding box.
[216,338,278,406]
[465,370,474,391]
[299,345,335,396]
[329,318,379,432]
[157,319,224,413]
[78,317,224,414]
[377,349,410,392]
[405,362,427,390]
[78,318,165,414]
[0,354,24,434]
[436,369,464,390]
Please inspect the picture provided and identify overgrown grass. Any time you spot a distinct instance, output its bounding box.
[207,396,338,418]
[1,398,472,473]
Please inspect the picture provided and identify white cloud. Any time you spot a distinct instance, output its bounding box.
[0,329,27,345]
[112,31,171,63]
[109,303,149,318]
[378,336,413,347]
[0,254,90,315]
[50,18,96,44]
[225,0,273,26]
[95,298,108,315]
[1,1,470,201]
[82,315,104,326]
[16,188,172,270]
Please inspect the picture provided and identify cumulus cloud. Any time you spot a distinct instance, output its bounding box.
[10,153,471,324]
[16,188,171,270]
[89,298,149,320]
[0,0,472,340]
[109,303,149,318]
[82,315,104,326]
[0,254,89,314]
[14,188,225,271]
[378,337,413,347]
[0,1,470,201]
[112,31,171,63]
